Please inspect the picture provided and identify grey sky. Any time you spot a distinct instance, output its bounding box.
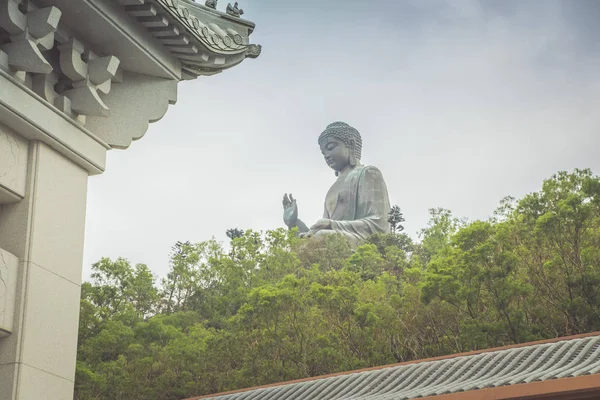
[83,0,600,281]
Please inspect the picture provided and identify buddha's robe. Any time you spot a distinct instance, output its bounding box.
[314,165,390,247]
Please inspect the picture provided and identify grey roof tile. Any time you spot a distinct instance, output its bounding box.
[202,335,600,399]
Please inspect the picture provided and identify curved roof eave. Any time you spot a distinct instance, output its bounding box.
[118,0,261,78]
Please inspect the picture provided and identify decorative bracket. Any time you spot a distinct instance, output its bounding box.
[85,71,177,149]
[0,0,62,74]
[58,38,120,117]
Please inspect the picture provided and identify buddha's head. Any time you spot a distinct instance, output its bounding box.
[318,121,362,174]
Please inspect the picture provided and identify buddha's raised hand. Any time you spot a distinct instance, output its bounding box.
[282,193,299,228]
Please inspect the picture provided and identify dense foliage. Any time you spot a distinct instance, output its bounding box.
[75,169,600,400]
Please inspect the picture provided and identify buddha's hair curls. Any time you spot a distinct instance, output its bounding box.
[318,121,362,160]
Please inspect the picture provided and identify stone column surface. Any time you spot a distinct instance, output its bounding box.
[0,136,88,399]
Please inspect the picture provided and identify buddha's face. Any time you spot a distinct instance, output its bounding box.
[320,137,352,172]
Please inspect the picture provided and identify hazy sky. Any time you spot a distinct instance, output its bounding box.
[83,0,600,281]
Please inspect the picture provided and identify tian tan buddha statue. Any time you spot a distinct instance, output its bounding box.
[282,121,391,248]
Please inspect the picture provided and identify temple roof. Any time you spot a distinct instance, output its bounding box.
[187,332,600,400]
[0,0,261,168]
[120,0,261,79]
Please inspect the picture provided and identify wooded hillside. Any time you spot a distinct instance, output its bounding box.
[75,169,600,400]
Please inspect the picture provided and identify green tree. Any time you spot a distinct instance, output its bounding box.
[226,228,244,240]
[388,205,405,234]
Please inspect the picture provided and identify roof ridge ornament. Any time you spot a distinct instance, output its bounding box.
[204,0,217,9]
[245,43,261,59]
[226,2,243,17]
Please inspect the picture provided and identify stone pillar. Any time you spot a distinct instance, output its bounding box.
[0,134,88,399]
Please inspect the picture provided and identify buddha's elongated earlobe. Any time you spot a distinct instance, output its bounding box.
[349,153,357,167]
[348,139,357,167]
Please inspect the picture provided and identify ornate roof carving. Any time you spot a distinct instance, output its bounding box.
[118,0,261,78]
